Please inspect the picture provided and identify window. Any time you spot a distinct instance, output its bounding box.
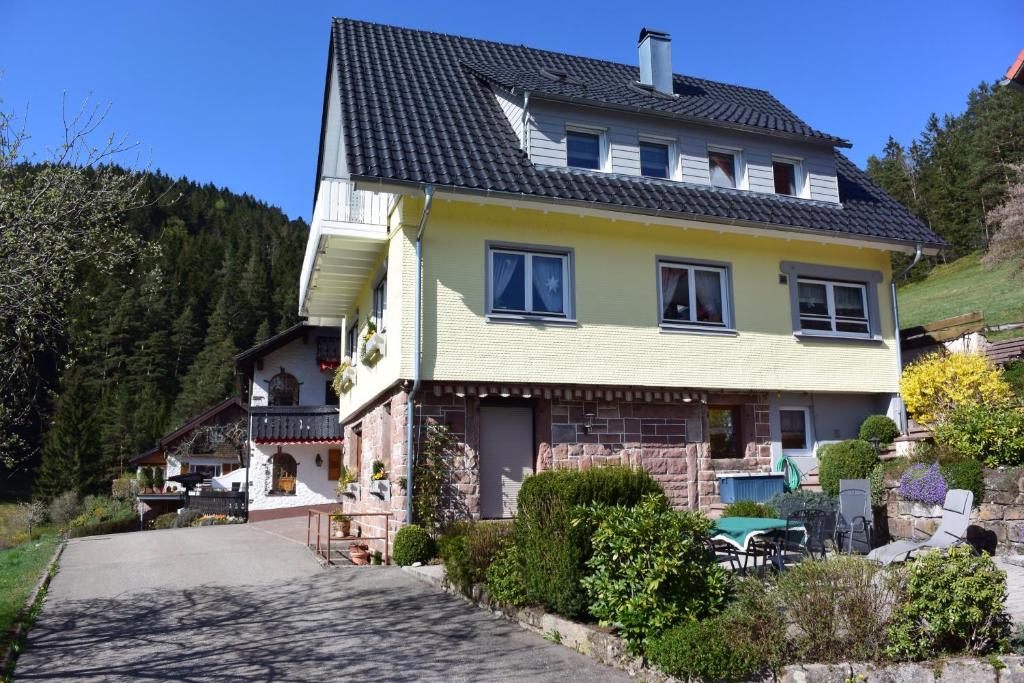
[640,141,669,178]
[708,149,737,188]
[709,407,743,458]
[190,464,221,480]
[271,452,297,495]
[780,408,810,451]
[346,316,359,364]
[488,246,572,318]
[773,160,798,196]
[327,448,341,481]
[567,129,602,170]
[797,278,870,337]
[373,276,387,332]
[349,427,362,474]
[658,260,730,329]
[325,380,339,405]
[268,371,299,406]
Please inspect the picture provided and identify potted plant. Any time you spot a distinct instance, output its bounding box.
[138,467,152,493]
[349,542,370,565]
[371,459,387,481]
[153,467,165,493]
[329,509,352,538]
[332,357,356,395]
[335,465,358,497]
[360,317,386,365]
[371,550,383,565]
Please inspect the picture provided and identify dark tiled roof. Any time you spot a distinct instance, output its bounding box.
[251,406,342,443]
[331,19,944,248]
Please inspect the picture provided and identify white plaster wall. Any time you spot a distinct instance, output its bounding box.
[250,330,338,408]
[248,443,340,511]
[164,455,183,491]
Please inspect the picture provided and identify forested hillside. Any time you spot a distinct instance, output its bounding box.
[29,172,308,499]
[867,81,1024,277]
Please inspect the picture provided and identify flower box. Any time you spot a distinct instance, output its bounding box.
[368,479,390,500]
[338,366,357,394]
[343,482,360,500]
[360,332,386,366]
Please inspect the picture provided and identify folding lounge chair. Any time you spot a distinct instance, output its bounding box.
[867,489,973,565]
[834,479,873,554]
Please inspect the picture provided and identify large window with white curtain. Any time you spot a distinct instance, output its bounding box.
[658,260,732,329]
[796,278,870,337]
[487,246,571,318]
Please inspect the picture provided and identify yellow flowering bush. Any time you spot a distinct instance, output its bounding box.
[900,352,1012,426]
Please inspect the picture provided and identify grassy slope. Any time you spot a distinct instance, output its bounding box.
[0,534,57,651]
[897,253,1024,333]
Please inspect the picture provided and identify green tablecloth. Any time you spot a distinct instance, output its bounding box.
[712,516,793,551]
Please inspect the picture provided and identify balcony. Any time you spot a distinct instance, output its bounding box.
[300,178,394,323]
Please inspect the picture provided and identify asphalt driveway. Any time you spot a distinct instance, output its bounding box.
[14,523,629,682]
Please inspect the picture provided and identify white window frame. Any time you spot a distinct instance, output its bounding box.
[566,124,608,172]
[486,244,574,321]
[778,406,813,456]
[772,155,807,198]
[706,144,746,190]
[345,312,360,364]
[638,134,678,180]
[796,278,871,338]
[656,259,733,331]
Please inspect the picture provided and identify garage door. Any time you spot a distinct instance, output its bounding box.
[479,406,534,519]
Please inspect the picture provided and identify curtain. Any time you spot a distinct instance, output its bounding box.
[834,286,865,317]
[492,253,520,308]
[694,270,723,323]
[532,256,563,313]
[797,282,827,314]
[709,153,735,187]
[661,267,687,320]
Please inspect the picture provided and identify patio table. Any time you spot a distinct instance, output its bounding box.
[711,516,805,572]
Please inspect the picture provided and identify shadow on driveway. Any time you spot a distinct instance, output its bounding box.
[15,526,627,682]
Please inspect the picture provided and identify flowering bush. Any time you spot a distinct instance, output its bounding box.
[900,352,1012,427]
[898,463,947,506]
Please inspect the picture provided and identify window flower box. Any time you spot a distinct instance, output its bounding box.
[368,478,390,501]
[360,332,386,366]
[338,366,357,394]
[343,482,361,500]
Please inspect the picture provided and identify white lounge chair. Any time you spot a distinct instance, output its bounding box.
[867,488,973,565]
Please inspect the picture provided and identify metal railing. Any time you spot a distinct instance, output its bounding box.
[307,510,391,565]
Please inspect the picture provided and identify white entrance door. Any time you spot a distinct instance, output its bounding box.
[479,406,534,519]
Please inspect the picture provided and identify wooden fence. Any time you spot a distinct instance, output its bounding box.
[187,490,246,519]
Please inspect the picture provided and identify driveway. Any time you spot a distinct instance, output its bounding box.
[14,523,629,682]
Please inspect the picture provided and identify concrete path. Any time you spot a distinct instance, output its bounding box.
[995,556,1024,625]
[14,524,629,682]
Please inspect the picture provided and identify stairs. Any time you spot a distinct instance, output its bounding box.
[799,468,821,492]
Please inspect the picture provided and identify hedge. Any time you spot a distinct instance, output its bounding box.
[66,513,138,538]
[513,465,663,618]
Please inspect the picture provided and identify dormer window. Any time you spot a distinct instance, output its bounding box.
[708,149,738,189]
[639,140,670,179]
[773,157,804,197]
[566,127,604,170]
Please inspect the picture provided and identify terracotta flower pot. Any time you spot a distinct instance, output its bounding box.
[349,543,370,565]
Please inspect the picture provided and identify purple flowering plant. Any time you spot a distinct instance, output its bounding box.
[897,463,948,506]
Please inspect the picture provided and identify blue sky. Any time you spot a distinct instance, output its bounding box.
[2,1,1021,222]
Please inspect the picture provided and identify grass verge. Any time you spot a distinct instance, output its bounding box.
[0,535,59,660]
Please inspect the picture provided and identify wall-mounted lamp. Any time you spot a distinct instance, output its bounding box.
[582,413,595,434]
[315,453,323,467]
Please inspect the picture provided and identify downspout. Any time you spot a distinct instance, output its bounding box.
[406,185,435,525]
[891,244,924,433]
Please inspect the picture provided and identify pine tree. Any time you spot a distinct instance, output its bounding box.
[171,284,239,423]
[35,368,104,500]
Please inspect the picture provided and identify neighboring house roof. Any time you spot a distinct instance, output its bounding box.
[250,406,343,444]
[160,396,247,451]
[1001,48,1024,90]
[234,321,339,377]
[329,18,944,248]
[129,446,165,466]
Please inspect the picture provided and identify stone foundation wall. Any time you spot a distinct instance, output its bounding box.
[883,468,1024,553]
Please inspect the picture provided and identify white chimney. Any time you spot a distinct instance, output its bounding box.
[638,28,673,94]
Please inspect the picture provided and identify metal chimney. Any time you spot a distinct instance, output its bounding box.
[638,28,673,94]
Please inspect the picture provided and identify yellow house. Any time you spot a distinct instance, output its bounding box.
[299,19,943,527]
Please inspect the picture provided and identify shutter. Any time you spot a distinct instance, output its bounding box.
[328,448,341,480]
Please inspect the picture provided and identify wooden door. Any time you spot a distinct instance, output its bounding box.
[479,406,534,519]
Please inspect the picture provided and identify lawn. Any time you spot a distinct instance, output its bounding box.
[0,534,58,654]
[897,253,1024,330]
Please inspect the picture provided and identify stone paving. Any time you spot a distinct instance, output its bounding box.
[996,556,1024,625]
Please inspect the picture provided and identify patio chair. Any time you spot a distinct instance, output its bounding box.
[702,536,741,572]
[834,479,873,554]
[867,489,973,565]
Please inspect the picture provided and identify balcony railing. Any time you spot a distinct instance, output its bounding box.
[314,178,391,227]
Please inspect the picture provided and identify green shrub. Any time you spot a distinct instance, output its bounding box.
[485,544,527,606]
[48,491,80,528]
[392,524,436,566]
[777,556,900,663]
[153,512,178,529]
[939,457,985,504]
[766,490,837,515]
[514,465,663,618]
[859,414,901,446]
[887,546,1010,660]
[1005,360,1024,399]
[934,403,1024,467]
[66,512,137,538]
[171,509,202,528]
[646,578,786,681]
[439,521,511,596]
[818,440,879,497]
[722,500,775,518]
[580,495,727,653]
